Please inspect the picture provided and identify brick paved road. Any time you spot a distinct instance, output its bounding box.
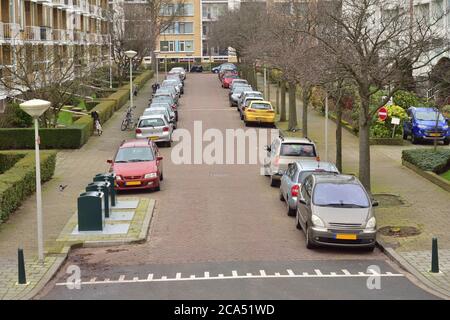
[37,73,439,299]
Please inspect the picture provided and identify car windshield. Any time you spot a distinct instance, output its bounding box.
[280,143,316,157]
[139,118,166,128]
[233,87,252,94]
[250,102,272,110]
[245,98,263,106]
[143,110,166,117]
[313,183,370,208]
[115,147,154,163]
[415,111,445,121]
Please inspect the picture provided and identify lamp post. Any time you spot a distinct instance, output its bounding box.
[19,99,51,263]
[187,53,192,72]
[109,34,112,89]
[125,50,137,109]
[154,50,160,84]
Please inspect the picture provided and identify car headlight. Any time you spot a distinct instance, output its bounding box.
[144,173,158,179]
[443,125,449,130]
[311,215,325,228]
[365,217,376,230]
[417,124,427,129]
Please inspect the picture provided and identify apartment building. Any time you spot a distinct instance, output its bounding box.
[0,0,111,101]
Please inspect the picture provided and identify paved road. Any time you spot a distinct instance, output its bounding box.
[38,73,439,300]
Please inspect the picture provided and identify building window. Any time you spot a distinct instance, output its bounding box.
[185,40,193,52]
[160,41,174,52]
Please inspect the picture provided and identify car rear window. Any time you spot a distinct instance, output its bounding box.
[280,143,316,157]
[250,102,272,110]
[245,98,263,106]
[298,170,337,183]
[139,118,166,127]
[313,183,369,208]
[115,147,154,162]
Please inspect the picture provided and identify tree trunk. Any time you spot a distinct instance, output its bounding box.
[358,95,371,192]
[276,83,280,114]
[288,81,297,130]
[335,100,343,172]
[253,66,258,91]
[280,81,287,121]
[302,86,311,138]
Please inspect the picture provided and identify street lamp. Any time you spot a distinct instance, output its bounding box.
[162,45,168,74]
[154,50,160,84]
[125,50,137,110]
[19,99,51,263]
[186,53,192,72]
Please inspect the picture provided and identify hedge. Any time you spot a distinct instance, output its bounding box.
[0,151,56,224]
[0,70,154,150]
[0,153,25,174]
[402,149,450,174]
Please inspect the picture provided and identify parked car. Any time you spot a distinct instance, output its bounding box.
[170,67,186,80]
[264,136,318,187]
[296,174,377,250]
[222,74,239,88]
[143,106,176,129]
[190,65,203,72]
[243,100,275,127]
[230,79,249,91]
[143,56,152,67]
[239,96,264,120]
[219,69,238,82]
[157,86,179,101]
[166,75,184,93]
[108,139,163,191]
[279,160,339,216]
[151,95,178,121]
[167,71,184,84]
[403,107,450,145]
[161,79,182,96]
[237,90,263,113]
[229,85,253,107]
[212,63,237,74]
[135,114,173,147]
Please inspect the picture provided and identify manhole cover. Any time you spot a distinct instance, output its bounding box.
[373,193,405,207]
[378,226,421,237]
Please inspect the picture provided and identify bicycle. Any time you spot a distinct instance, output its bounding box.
[121,105,136,131]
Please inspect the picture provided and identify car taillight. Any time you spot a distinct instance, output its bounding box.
[136,128,142,134]
[291,185,299,197]
[163,127,169,132]
[267,110,275,113]
[247,109,256,112]
[274,156,280,166]
[172,105,177,110]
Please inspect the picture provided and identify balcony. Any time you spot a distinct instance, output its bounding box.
[24,26,41,41]
[40,27,53,41]
[53,29,68,42]
[74,31,86,43]
[0,23,21,41]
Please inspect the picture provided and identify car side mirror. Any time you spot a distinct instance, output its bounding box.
[157,156,163,161]
[264,145,271,152]
[372,200,379,207]
[107,159,113,164]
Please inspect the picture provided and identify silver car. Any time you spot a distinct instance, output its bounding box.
[239,96,264,120]
[166,75,184,93]
[230,79,248,90]
[161,80,181,96]
[279,160,339,216]
[237,91,263,111]
[135,114,173,147]
[296,174,377,250]
[229,85,253,107]
[170,67,186,80]
[157,86,179,101]
[264,136,318,187]
[143,106,176,129]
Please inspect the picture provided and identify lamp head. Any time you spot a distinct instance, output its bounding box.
[19,99,51,118]
[125,50,137,58]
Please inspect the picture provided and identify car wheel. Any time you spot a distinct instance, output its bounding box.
[270,175,279,187]
[286,201,296,217]
[160,172,164,181]
[411,134,419,144]
[305,225,316,249]
[402,132,408,140]
[296,211,302,230]
[279,190,284,201]
[240,112,244,120]
[443,138,450,146]
[245,121,249,127]
[166,140,172,148]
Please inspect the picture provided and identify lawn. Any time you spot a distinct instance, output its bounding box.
[440,169,450,182]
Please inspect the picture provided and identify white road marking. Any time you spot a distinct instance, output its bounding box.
[56,269,405,287]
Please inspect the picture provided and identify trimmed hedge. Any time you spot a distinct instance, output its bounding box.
[0,70,154,149]
[0,151,57,224]
[0,153,25,174]
[402,149,450,174]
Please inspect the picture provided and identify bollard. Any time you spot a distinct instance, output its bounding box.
[18,248,27,285]
[431,237,439,273]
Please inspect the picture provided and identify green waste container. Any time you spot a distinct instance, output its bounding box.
[94,173,116,206]
[86,181,111,218]
[78,191,105,231]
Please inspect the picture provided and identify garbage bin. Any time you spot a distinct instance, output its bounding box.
[77,191,105,231]
[93,173,116,206]
[86,181,111,218]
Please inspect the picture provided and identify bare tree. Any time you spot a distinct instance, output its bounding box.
[300,0,448,190]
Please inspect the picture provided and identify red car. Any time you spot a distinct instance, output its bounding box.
[108,139,163,191]
[222,75,239,88]
[219,69,238,82]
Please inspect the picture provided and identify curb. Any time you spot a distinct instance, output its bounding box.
[376,239,450,300]
[20,199,155,300]
[402,160,450,193]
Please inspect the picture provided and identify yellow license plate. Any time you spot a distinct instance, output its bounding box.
[149,136,159,140]
[126,181,141,186]
[429,133,441,137]
[335,234,357,240]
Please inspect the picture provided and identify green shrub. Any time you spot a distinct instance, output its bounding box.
[402,149,450,173]
[0,151,56,224]
[393,90,420,109]
[370,104,408,138]
[9,102,33,128]
[0,153,25,174]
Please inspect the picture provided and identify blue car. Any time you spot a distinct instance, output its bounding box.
[212,63,237,74]
[403,107,450,145]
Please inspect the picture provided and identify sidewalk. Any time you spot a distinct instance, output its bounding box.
[0,77,156,300]
[260,76,450,298]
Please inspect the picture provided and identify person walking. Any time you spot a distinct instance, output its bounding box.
[90,110,102,136]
